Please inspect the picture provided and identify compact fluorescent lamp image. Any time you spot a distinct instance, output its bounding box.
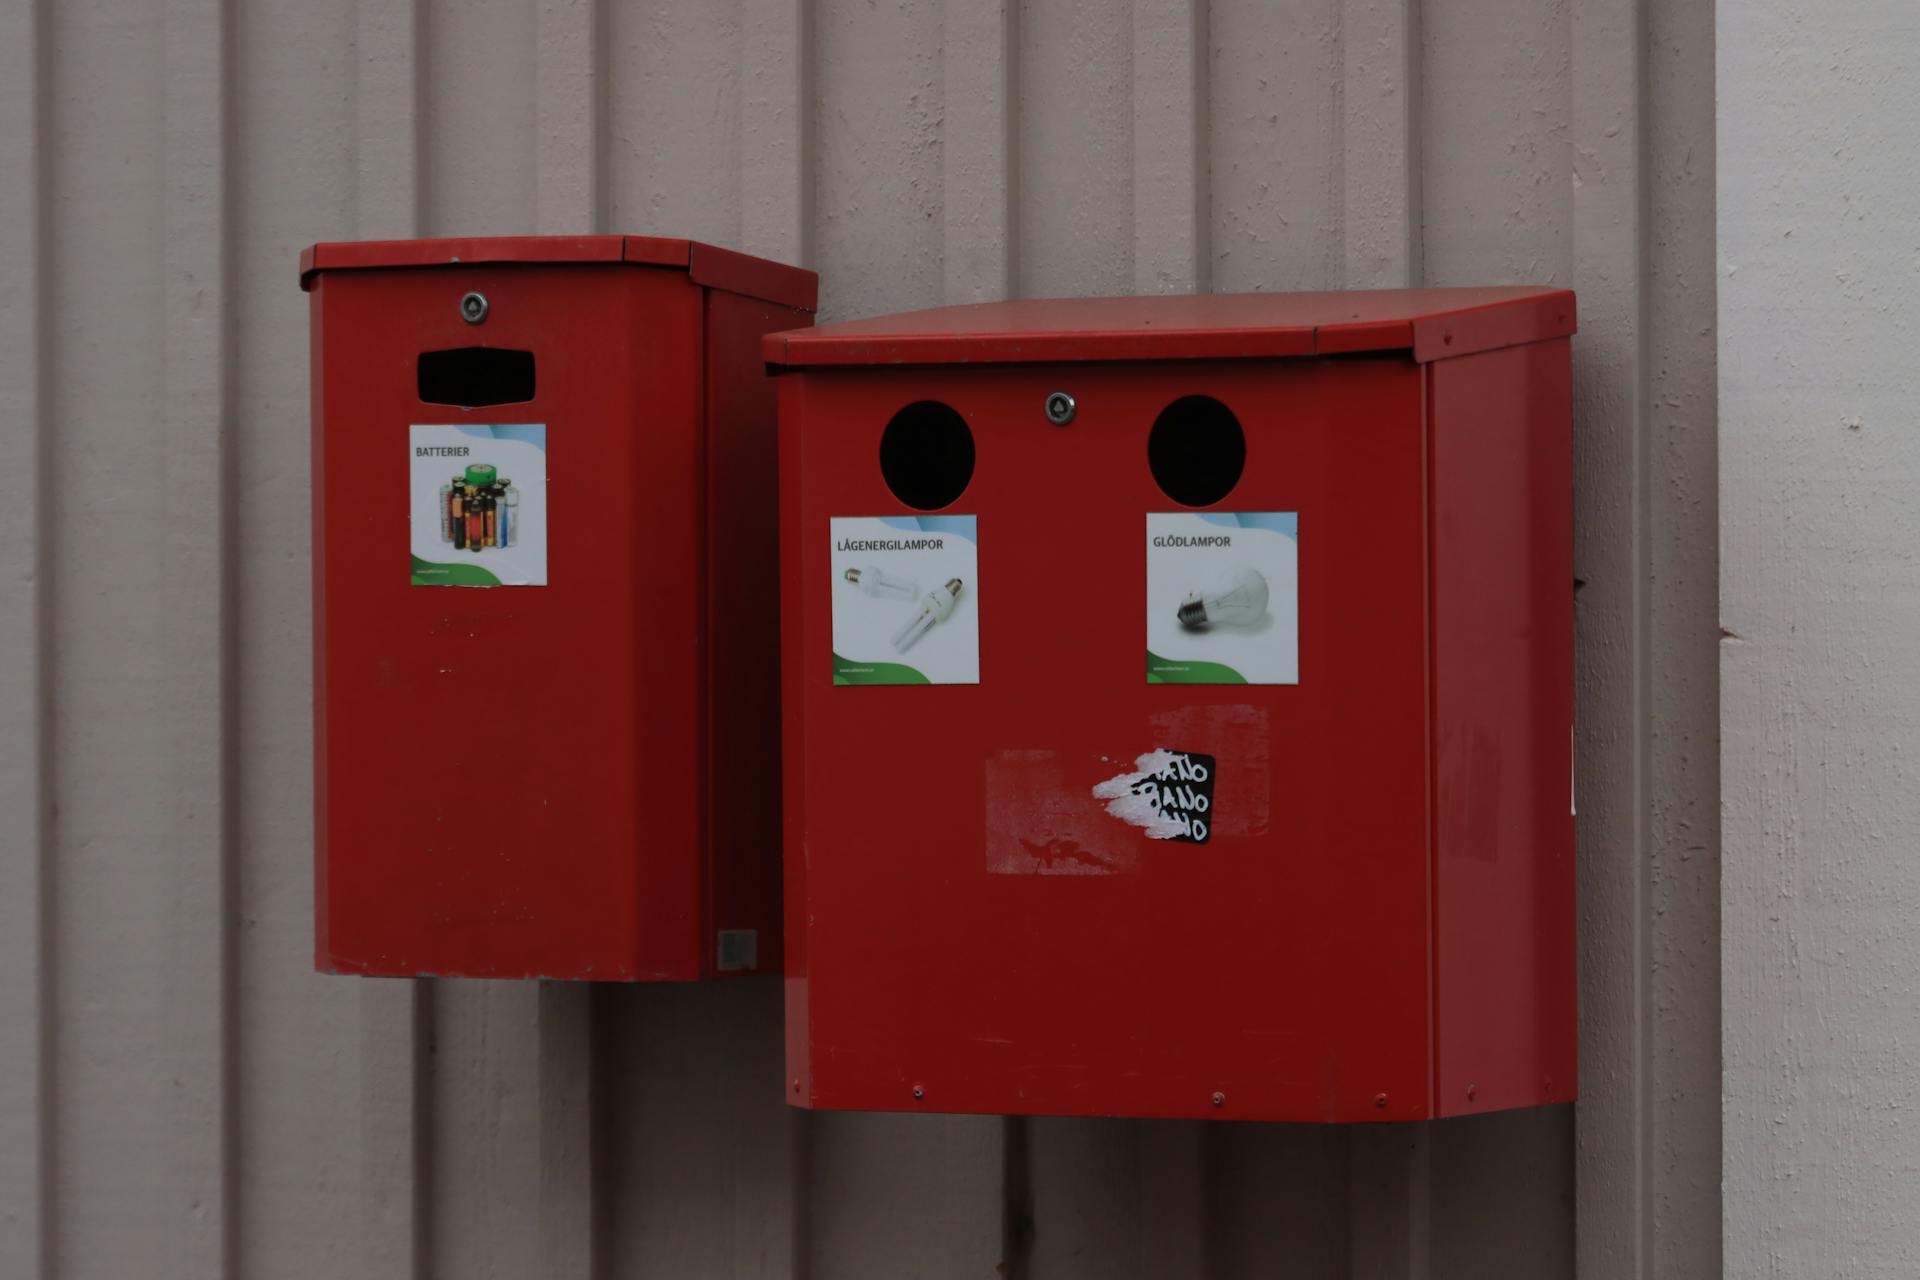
[1177,565,1270,629]
[892,578,964,653]
[844,565,919,600]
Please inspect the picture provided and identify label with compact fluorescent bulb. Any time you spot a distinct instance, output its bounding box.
[830,515,979,685]
[1146,512,1298,684]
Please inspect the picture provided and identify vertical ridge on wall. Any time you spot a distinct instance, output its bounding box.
[812,0,944,318]
[597,981,802,1278]
[1200,1124,1349,1276]
[1131,0,1210,294]
[356,0,428,233]
[1338,0,1421,289]
[350,4,432,1276]
[425,0,538,234]
[0,0,48,1275]
[535,0,607,236]
[417,8,569,1277]
[160,0,245,1269]
[535,981,595,1280]
[43,0,236,1269]
[806,1111,1007,1276]
[1026,1120,1208,1278]
[1016,0,1133,299]
[1420,0,1572,286]
[1570,0,1654,1274]
[1645,0,1720,1272]
[1348,1124,1431,1278]
[1208,0,1342,293]
[741,0,812,267]
[533,13,602,1270]
[233,0,430,1271]
[164,0,243,1262]
[940,0,1017,302]
[606,0,746,248]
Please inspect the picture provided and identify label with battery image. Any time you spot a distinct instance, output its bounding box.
[829,515,979,684]
[409,424,547,586]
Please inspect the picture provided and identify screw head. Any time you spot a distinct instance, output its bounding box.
[1373,1093,1389,1109]
[1044,390,1076,426]
[1466,1084,1478,1102]
[460,291,489,324]
[912,1085,925,1100]
[1210,1091,1225,1108]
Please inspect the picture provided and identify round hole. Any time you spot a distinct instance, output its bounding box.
[880,400,975,510]
[1147,395,1246,507]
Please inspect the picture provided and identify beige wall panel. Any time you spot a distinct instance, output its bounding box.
[1721,1,1919,1274]
[0,1,1720,1276]
[1209,0,1342,293]
[812,0,945,319]
[599,980,800,1279]
[609,0,746,245]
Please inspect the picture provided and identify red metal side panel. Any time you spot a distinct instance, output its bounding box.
[685,241,819,315]
[312,264,706,979]
[778,374,815,1102]
[1410,290,1577,365]
[782,357,1433,1122]
[701,288,813,976]
[310,285,332,968]
[1428,338,1578,1115]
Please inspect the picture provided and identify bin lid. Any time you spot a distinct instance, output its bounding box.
[300,235,816,313]
[762,286,1572,368]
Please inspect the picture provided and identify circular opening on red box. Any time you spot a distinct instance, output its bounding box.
[880,400,975,510]
[1148,395,1246,507]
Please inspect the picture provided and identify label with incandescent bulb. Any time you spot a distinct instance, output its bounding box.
[1145,512,1298,685]
[829,515,979,685]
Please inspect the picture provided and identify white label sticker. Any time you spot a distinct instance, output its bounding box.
[410,424,549,586]
[1146,512,1299,685]
[830,515,979,685]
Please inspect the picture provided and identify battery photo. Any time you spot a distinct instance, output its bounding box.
[409,424,548,586]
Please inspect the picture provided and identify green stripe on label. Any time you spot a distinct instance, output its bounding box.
[832,651,931,685]
[1145,650,1248,685]
[412,554,503,587]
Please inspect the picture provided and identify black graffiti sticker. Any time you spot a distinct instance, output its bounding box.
[1091,749,1216,844]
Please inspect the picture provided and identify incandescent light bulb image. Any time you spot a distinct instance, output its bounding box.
[892,578,964,653]
[1177,565,1270,629]
[844,564,919,601]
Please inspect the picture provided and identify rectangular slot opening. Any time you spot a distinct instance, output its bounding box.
[417,347,536,407]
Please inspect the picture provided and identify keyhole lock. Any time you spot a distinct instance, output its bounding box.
[1044,390,1077,426]
[459,291,489,324]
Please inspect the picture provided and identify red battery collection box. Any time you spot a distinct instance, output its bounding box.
[304,235,814,980]
[766,288,1576,1121]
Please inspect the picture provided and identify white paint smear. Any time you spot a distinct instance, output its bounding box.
[1092,749,1191,840]
[985,749,1138,875]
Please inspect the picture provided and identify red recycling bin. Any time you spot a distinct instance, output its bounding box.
[767,287,1577,1120]
[304,235,814,980]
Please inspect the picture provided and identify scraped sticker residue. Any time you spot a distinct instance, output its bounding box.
[985,749,1138,875]
[1092,750,1217,844]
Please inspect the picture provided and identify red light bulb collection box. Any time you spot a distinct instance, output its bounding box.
[766,288,1577,1122]
[303,236,814,980]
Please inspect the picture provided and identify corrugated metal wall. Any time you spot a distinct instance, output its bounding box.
[0,1,1718,1276]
